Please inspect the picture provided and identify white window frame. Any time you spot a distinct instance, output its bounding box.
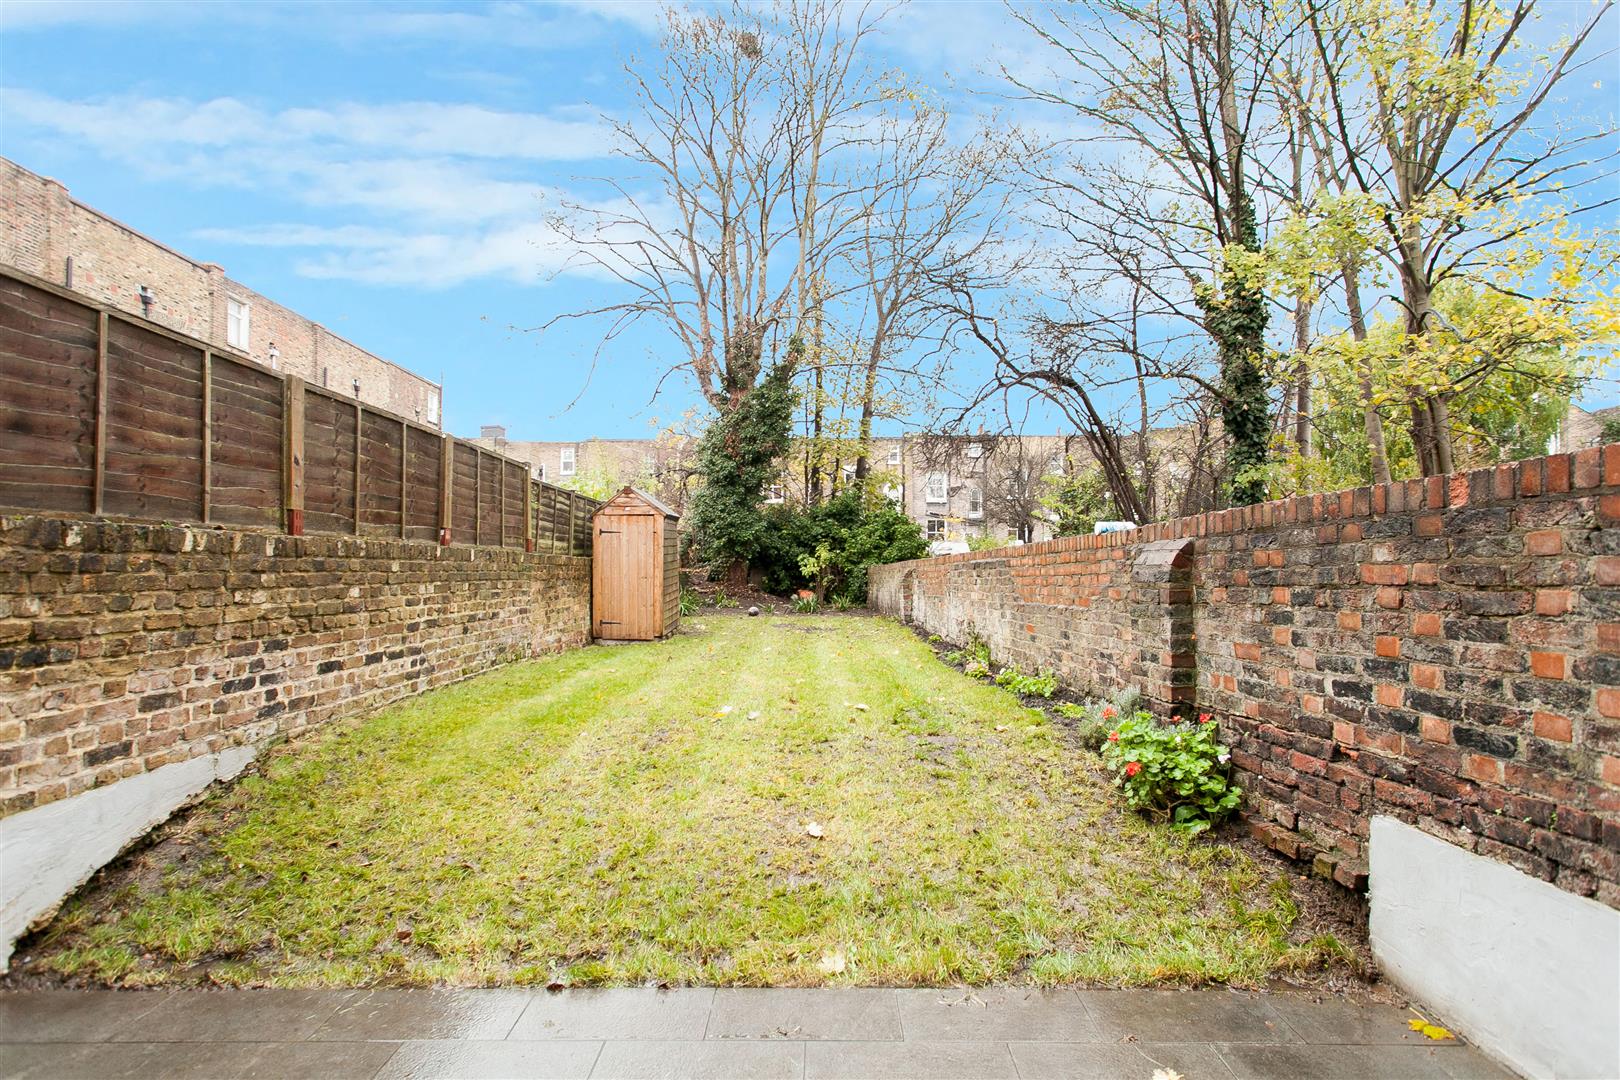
[925,517,946,541]
[226,297,251,351]
[765,484,785,505]
[559,447,576,476]
[967,487,984,519]
[964,442,984,459]
[887,446,901,466]
[925,473,947,504]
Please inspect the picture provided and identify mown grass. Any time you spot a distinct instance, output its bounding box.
[29,615,1344,988]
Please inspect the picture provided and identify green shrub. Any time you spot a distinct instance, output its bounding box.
[831,595,856,612]
[1100,710,1242,834]
[942,633,991,672]
[678,589,701,617]
[791,594,820,613]
[1057,691,1141,751]
[993,666,1058,698]
[710,590,740,609]
[752,490,927,605]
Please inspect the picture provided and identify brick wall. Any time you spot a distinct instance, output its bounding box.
[0,514,591,818]
[870,446,1620,907]
[0,158,442,426]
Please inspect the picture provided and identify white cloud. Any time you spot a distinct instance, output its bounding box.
[2,85,631,287]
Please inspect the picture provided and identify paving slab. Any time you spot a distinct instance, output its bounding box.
[378,1039,600,1079]
[705,988,901,1041]
[1078,988,1298,1043]
[0,990,170,1043]
[111,989,355,1043]
[588,1038,805,1079]
[509,989,714,1041]
[1264,994,1428,1044]
[1215,1040,1514,1080]
[312,989,529,1042]
[894,988,1099,1042]
[1009,1039,1237,1079]
[804,1038,1018,1079]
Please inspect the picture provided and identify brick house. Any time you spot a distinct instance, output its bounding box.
[0,158,443,426]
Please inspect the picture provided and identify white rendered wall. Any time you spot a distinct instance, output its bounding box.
[0,744,258,969]
[1370,815,1620,1079]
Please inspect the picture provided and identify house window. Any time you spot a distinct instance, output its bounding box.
[965,442,984,459]
[887,446,901,466]
[926,517,946,541]
[926,473,947,504]
[967,488,983,519]
[426,389,441,426]
[765,484,785,504]
[560,447,576,476]
[226,298,250,350]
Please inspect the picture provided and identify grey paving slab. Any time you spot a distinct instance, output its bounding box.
[1266,994,1428,1045]
[589,1039,805,1079]
[706,989,901,1041]
[894,988,1100,1042]
[1008,1040,1237,1079]
[0,990,170,1043]
[312,989,530,1042]
[378,1039,601,1079]
[2,1040,306,1080]
[803,1039,1018,1079]
[1077,989,1298,1044]
[236,1041,401,1079]
[2,1043,123,1080]
[109,988,355,1043]
[509,989,714,1041]
[1216,1040,1507,1080]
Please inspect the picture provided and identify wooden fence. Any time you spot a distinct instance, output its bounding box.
[0,268,598,554]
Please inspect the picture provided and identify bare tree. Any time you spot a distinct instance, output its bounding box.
[548,2,887,416]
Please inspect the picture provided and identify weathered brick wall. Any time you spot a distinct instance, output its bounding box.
[871,446,1620,907]
[0,515,591,817]
[0,158,441,427]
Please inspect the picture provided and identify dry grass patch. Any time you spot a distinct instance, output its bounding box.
[20,615,1354,988]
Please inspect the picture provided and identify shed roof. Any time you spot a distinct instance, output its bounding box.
[594,486,681,520]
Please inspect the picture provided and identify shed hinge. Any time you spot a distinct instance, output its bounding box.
[598,529,621,534]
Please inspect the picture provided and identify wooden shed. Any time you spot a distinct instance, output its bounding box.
[591,487,682,641]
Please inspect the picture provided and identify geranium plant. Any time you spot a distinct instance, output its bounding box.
[1100,710,1242,834]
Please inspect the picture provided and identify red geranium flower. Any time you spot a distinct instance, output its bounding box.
[1107,731,1119,742]
[1102,706,1117,720]
[1198,713,1213,724]
[1125,761,1142,777]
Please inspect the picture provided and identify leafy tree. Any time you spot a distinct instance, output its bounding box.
[754,490,926,603]
[1041,466,1113,538]
[687,360,797,582]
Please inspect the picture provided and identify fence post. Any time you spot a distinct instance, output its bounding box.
[474,452,483,546]
[201,350,212,523]
[353,402,363,535]
[400,419,409,539]
[93,311,108,515]
[499,459,508,547]
[438,435,453,545]
[525,475,535,552]
[283,375,305,536]
[568,490,579,556]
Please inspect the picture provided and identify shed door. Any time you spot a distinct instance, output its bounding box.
[593,512,659,640]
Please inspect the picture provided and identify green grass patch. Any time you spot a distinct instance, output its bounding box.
[28,615,1343,988]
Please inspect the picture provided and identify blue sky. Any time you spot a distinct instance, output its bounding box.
[2,0,1615,441]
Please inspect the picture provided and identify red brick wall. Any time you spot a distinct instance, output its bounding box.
[0,514,591,818]
[871,446,1620,907]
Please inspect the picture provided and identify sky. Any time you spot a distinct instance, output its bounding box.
[1,0,1615,441]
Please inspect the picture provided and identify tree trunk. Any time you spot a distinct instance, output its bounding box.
[1293,298,1312,455]
[1343,266,1392,485]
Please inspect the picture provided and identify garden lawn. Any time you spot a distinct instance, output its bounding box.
[28,615,1346,988]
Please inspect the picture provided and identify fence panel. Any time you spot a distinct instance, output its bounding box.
[303,390,358,535]
[0,269,600,549]
[103,318,205,521]
[208,353,282,528]
[0,276,97,513]
[450,442,479,544]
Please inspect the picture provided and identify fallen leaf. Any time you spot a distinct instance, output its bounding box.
[717,705,734,716]
[1408,1018,1455,1041]
[805,821,825,838]
[995,724,1009,732]
[748,711,761,720]
[817,950,846,974]
[852,703,869,711]
[1151,1070,1184,1080]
